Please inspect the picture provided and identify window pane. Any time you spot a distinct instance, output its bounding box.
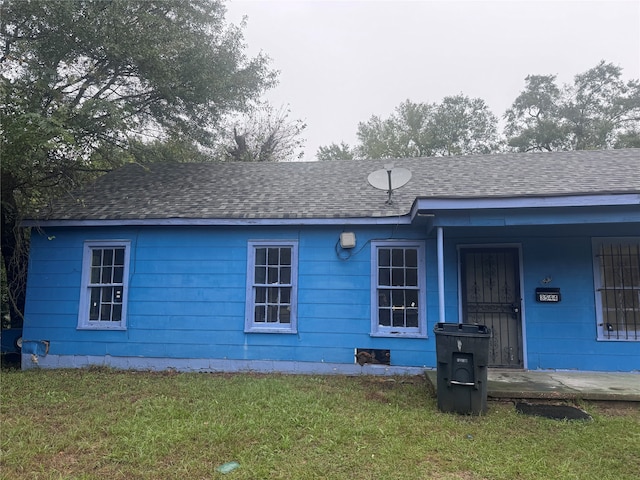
[255,287,266,303]
[406,268,418,286]
[100,304,112,321]
[280,267,291,285]
[267,248,279,265]
[379,267,391,286]
[255,266,266,284]
[112,304,122,322]
[101,267,112,284]
[254,305,266,323]
[280,287,291,304]
[392,249,404,266]
[379,309,391,326]
[255,248,267,266]
[89,288,100,320]
[406,289,418,308]
[267,287,279,303]
[378,249,390,267]
[391,289,405,307]
[268,267,279,284]
[113,267,124,284]
[114,248,125,266]
[103,249,114,266]
[391,268,405,286]
[91,250,102,267]
[280,307,291,323]
[405,249,418,267]
[392,310,404,327]
[280,248,291,266]
[90,267,101,284]
[379,289,391,307]
[102,287,113,302]
[406,309,419,328]
[267,305,278,322]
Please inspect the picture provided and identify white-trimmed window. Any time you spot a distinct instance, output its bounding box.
[245,241,298,333]
[593,238,640,341]
[371,240,426,337]
[78,241,130,330]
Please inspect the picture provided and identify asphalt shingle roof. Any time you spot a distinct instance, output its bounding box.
[32,149,640,222]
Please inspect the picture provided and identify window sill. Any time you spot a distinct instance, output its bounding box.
[245,327,297,334]
[370,332,427,339]
[596,337,639,342]
[77,325,127,331]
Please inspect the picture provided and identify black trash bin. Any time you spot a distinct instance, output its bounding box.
[433,322,491,415]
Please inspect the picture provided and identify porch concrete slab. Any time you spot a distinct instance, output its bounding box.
[424,369,640,402]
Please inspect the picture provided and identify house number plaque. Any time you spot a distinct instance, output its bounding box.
[535,288,561,302]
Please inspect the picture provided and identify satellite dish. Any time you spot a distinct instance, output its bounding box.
[367,163,412,204]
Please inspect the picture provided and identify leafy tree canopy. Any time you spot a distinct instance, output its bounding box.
[318,61,639,160]
[316,141,355,161]
[317,95,501,160]
[0,0,277,324]
[504,61,640,152]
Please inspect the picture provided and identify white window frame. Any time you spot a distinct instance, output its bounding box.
[245,240,298,334]
[78,240,131,330]
[370,240,427,338]
[592,237,640,341]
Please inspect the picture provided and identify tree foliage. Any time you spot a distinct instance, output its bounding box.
[429,96,502,156]
[505,61,640,151]
[356,95,501,159]
[320,95,501,160]
[318,61,639,160]
[316,141,355,161]
[0,0,276,324]
[221,104,306,162]
[355,100,434,159]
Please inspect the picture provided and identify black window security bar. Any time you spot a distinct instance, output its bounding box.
[597,242,640,340]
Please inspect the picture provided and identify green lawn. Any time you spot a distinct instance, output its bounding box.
[1,368,638,479]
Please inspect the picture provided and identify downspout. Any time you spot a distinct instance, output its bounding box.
[437,226,445,324]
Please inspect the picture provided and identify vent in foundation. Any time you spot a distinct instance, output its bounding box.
[355,348,391,366]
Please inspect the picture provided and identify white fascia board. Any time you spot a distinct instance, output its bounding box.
[22,215,414,228]
[412,193,640,213]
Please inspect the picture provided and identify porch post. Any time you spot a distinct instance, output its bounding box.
[437,226,445,324]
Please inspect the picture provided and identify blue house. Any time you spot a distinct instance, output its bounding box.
[22,149,640,373]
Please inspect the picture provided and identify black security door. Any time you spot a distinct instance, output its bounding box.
[461,248,524,368]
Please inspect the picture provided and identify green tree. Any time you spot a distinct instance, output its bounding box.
[505,61,640,152]
[347,95,501,160]
[356,100,435,159]
[128,137,215,164]
[503,74,569,152]
[0,0,276,324]
[316,141,355,161]
[430,95,501,155]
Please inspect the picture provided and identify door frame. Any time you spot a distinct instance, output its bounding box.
[456,243,528,369]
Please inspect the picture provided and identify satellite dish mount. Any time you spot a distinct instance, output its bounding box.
[367,162,412,205]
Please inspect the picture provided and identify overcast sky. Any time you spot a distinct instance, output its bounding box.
[225,0,640,161]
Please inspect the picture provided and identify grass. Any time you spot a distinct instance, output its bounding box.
[1,367,639,479]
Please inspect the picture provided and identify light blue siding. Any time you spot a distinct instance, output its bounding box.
[447,225,640,371]
[23,220,640,373]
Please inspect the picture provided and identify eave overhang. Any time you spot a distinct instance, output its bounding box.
[410,193,640,227]
[21,215,414,228]
[22,194,640,229]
